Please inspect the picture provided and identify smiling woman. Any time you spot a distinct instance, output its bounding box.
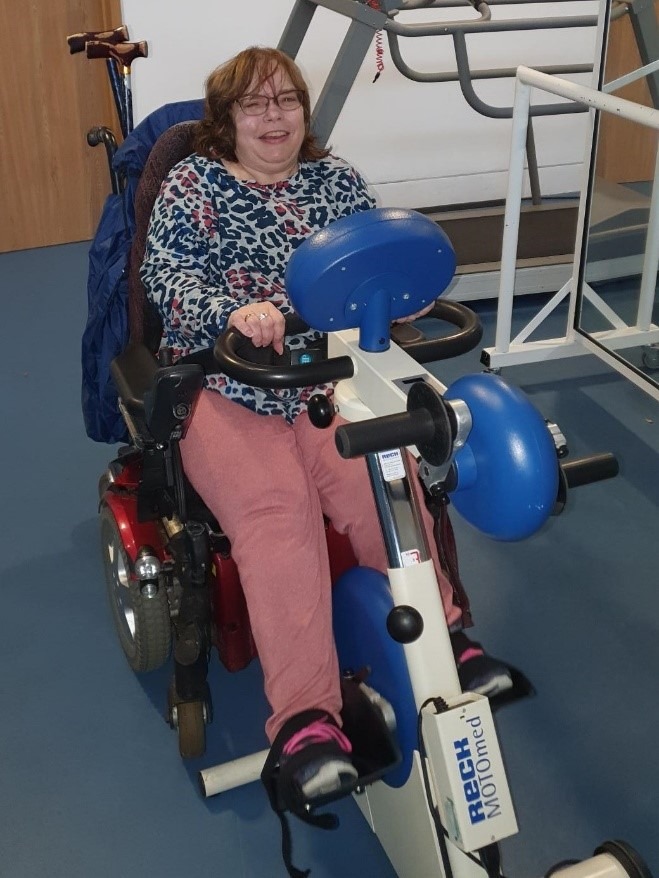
[219,73,305,185]
[194,46,327,180]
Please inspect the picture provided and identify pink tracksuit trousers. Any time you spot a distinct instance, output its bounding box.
[180,389,463,742]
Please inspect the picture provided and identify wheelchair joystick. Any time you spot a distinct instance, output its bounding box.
[307,393,335,428]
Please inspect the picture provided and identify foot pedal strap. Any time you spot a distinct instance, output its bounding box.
[261,710,339,878]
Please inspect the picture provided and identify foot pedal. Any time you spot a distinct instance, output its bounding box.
[458,655,535,711]
[490,663,535,711]
[340,672,402,788]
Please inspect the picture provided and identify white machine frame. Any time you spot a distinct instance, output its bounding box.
[199,331,636,878]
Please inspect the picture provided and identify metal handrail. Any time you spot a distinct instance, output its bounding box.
[384,10,598,36]
[386,28,593,88]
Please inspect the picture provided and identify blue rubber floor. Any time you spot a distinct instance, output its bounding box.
[1,241,657,878]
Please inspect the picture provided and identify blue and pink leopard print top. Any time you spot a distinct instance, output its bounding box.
[141,153,375,423]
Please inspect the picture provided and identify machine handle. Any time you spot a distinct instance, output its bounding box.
[396,300,482,363]
[561,452,619,488]
[213,301,481,388]
[335,409,436,459]
[335,379,454,466]
[213,322,355,389]
[67,25,129,54]
[387,0,491,32]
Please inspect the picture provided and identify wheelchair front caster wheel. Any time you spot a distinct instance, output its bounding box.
[169,700,207,759]
[167,681,210,759]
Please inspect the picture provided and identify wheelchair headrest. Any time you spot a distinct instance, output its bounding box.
[285,207,456,352]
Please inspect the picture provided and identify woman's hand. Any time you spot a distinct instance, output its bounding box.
[393,302,435,324]
[228,302,286,355]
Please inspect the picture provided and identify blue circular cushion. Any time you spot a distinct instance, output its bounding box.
[286,207,456,345]
[445,373,558,541]
[333,566,417,788]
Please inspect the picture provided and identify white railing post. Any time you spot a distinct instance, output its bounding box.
[494,77,532,355]
[637,145,659,331]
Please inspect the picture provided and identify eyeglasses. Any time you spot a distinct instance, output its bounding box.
[235,89,304,116]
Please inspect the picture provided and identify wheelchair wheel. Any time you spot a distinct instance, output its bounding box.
[100,505,172,673]
[167,681,207,759]
[176,701,206,760]
[98,472,111,501]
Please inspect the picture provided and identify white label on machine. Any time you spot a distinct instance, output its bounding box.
[422,693,518,852]
[401,549,423,567]
[378,448,406,481]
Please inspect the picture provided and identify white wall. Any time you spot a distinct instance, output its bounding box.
[119,0,600,208]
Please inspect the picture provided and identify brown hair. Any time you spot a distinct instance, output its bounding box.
[194,46,330,162]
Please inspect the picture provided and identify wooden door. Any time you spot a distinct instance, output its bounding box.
[0,0,122,252]
[597,1,659,183]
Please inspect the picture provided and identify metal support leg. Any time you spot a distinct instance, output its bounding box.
[311,19,378,146]
[200,750,268,797]
[278,0,318,59]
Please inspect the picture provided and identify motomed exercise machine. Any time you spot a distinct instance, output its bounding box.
[198,208,648,878]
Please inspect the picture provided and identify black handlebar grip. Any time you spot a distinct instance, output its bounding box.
[397,300,483,364]
[561,452,619,488]
[213,327,354,388]
[335,409,435,459]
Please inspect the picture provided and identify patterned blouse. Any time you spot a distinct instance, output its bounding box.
[141,153,376,423]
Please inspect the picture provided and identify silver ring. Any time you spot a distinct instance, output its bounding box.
[258,312,268,321]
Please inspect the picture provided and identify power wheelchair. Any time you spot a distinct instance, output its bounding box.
[97,120,485,761]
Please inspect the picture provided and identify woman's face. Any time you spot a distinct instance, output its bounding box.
[231,66,305,183]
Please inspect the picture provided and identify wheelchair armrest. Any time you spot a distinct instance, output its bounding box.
[111,342,159,413]
[111,342,205,443]
[143,363,204,443]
